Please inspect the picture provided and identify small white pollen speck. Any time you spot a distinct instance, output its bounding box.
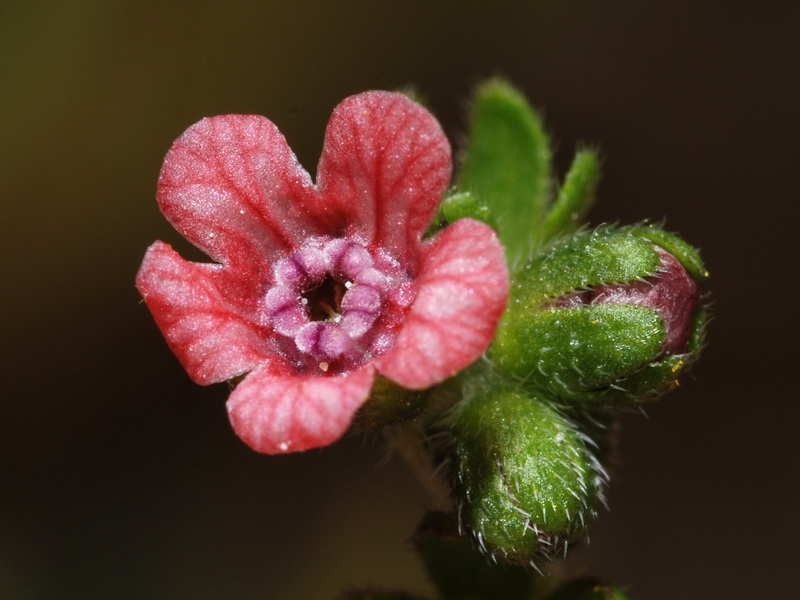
[319,362,329,372]
[301,298,308,305]
[344,281,353,289]
[208,232,215,238]
[279,442,289,451]
[239,209,245,215]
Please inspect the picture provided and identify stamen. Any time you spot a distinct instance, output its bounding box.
[302,275,347,322]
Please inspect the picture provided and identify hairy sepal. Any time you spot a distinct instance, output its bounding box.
[452,386,602,566]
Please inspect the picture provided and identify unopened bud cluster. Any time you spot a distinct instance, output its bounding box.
[451,223,707,565]
[435,81,709,570]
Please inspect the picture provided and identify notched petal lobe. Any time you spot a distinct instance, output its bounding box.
[375,219,510,389]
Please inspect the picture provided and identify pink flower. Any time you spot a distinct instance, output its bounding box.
[137,91,509,454]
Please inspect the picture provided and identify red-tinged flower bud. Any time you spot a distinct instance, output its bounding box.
[491,225,708,406]
[557,246,699,355]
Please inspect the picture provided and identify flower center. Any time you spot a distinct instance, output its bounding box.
[262,237,413,372]
[302,275,347,322]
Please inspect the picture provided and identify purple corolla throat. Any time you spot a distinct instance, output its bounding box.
[263,236,411,369]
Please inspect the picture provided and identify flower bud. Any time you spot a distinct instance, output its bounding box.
[490,226,707,405]
[452,385,604,566]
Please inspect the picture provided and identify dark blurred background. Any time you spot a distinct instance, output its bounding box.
[2,1,797,598]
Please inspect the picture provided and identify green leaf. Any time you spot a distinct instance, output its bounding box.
[541,149,602,243]
[456,79,552,269]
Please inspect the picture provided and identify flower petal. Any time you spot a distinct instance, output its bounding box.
[157,114,322,274]
[226,365,376,454]
[136,241,275,384]
[317,91,451,262]
[375,219,509,389]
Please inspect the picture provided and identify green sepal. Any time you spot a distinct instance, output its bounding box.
[601,354,685,406]
[351,375,428,431]
[593,304,709,406]
[627,224,709,282]
[546,578,630,600]
[439,190,496,228]
[491,304,666,403]
[456,79,552,269]
[688,304,709,354]
[452,385,601,565]
[413,511,532,600]
[541,149,602,243]
[510,227,662,308]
